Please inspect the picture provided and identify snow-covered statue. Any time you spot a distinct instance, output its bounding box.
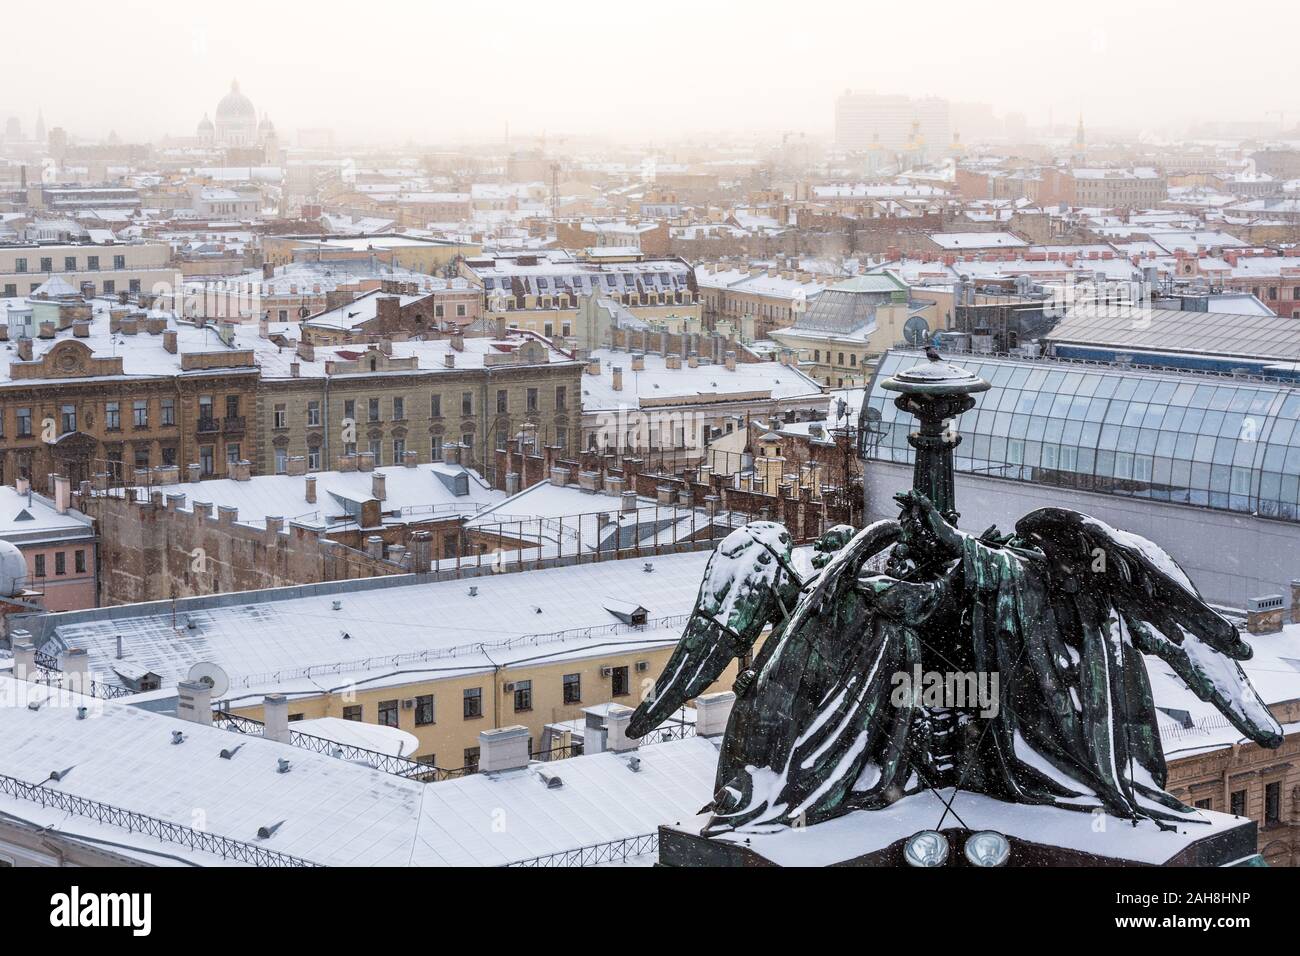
[629,353,1282,837]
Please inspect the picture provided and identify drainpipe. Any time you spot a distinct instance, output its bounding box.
[322,374,331,470]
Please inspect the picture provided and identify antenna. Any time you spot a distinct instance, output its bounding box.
[187,660,230,699]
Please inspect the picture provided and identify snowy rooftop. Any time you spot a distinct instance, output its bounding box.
[0,485,95,543]
[581,349,823,411]
[0,675,719,867]
[103,461,502,533]
[30,548,718,700]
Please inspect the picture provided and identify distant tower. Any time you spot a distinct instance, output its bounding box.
[34,109,45,145]
[1072,113,1086,162]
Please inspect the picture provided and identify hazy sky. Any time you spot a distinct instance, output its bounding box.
[5,0,1297,145]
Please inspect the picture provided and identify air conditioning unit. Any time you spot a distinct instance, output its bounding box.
[503,681,516,693]
[599,666,613,678]
[635,661,649,672]
[401,699,415,709]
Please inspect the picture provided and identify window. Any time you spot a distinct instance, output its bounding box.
[39,257,52,272]
[103,280,115,295]
[16,408,30,437]
[497,389,507,413]
[54,552,66,576]
[225,395,239,419]
[129,279,140,294]
[461,391,473,416]
[393,438,406,462]
[513,680,532,712]
[463,687,482,719]
[160,398,174,426]
[275,448,288,474]
[378,699,399,727]
[563,673,581,704]
[1230,789,1247,817]
[368,439,381,465]
[64,256,76,272]
[526,388,538,413]
[133,400,148,428]
[342,705,362,721]
[415,694,435,726]
[87,255,100,271]
[134,446,150,470]
[1265,781,1281,825]
[368,398,380,422]
[274,404,287,429]
[75,550,86,574]
[392,397,404,420]
[430,394,442,418]
[463,747,480,772]
[161,446,177,466]
[1194,797,1213,810]
[611,665,630,697]
[555,386,567,411]
[555,425,567,450]
[226,444,241,466]
[307,446,321,471]
[14,258,26,273]
[199,445,214,476]
[495,427,508,451]
[34,554,45,578]
[113,255,126,270]
[60,405,76,433]
[105,402,121,431]
[306,400,320,426]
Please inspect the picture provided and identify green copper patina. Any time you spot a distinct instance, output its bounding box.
[631,350,1284,836]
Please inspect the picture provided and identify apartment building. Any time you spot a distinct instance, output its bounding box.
[0,240,179,299]
[257,332,582,484]
[0,296,257,493]
[461,249,701,346]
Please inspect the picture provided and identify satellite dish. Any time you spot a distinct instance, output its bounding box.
[188,661,230,699]
[903,315,931,346]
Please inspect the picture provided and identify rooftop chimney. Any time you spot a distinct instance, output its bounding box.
[695,691,736,736]
[372,471,387,500]
[263,694,290,743]
[479,725,531,772]
[231,459,252,482]
[176,680,213,726]
[305,475,317,503]
[611,366,623,391]
[357,452,375,473]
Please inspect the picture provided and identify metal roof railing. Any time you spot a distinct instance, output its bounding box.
[505,832,659,868]
[0,771,320,867]
[211,709,471,783]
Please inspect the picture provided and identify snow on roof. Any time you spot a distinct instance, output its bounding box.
[0,675,720,866]
[291,716,419,758]
[34,549,717,698]
[0,485,94,541]
[581,349,822,411]
[104,462,502,533]
[927,231,1028,250]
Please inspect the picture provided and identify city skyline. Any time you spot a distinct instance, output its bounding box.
[4,0,1298,146]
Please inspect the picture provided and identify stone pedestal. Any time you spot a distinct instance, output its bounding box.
[658,790,1261,867]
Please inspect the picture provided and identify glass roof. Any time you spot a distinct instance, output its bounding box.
[862,349,1300,522]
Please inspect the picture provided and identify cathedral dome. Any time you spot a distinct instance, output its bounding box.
[197,113,214,133]
[216,80,255,122]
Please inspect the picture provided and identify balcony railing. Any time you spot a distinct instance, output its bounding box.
[222,416,245,434]
[196,416,219,434]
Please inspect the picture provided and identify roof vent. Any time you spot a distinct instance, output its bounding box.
[277,758,291,774]
[220,744,244,759]
[627,756,642,773]
[341,631,351,640]
[537,768,564,789]
[27,699,41,711]
[171,730,186,745]
[48,766,74,782]
[468,585,478,597]
[257,820,285,839]
[332,599,342,611]
[643,562,654,573]
[75,706,88,720]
